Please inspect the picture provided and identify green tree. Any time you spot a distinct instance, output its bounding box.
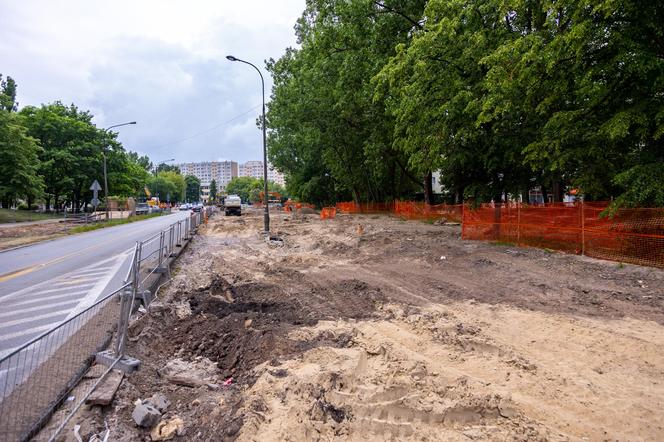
[155,163,180,174]
[267,0,427,206]
[0,110,44,208]
[226,176,261,203]
[209,179,218,202]
[0,74,18,112]
[185,175,201,202]
[148,175,178,203]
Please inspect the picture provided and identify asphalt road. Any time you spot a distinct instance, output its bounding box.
[0,211,192,356]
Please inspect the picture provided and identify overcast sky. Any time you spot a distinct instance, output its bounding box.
[0,0,304,164]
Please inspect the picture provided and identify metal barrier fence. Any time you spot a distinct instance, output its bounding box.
[0,208,213,441]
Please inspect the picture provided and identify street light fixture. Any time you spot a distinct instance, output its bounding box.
[154,158,175,175]
[226,54,270,234]
[103,121,136,220]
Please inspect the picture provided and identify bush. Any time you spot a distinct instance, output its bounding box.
[17,203,29,210]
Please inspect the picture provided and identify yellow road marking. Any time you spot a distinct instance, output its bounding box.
[0,217,173,282]
[0,265,40,283]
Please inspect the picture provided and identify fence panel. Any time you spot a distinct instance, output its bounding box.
[462,202,664,268]
[0,209,216,441]
[0,289,122,442]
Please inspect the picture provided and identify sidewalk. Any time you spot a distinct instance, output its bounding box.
[0,218,63,229]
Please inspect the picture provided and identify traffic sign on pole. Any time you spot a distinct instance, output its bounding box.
[90,180,102,210]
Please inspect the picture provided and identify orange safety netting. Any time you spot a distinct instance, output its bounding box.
[335,201,395,213]
[393,201,463,222]
[283,200,315,212]
[335,200,462,222]
[320,207,337,219]
[462,202,664,268]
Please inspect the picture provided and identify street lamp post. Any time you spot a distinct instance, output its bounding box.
[102,122,136,220]
[226,55,270,234]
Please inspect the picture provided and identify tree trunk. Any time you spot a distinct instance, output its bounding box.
[552,181,564,203]
[423,171,433,205]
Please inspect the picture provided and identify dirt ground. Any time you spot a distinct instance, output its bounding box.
[0,220,67,250]
[0,211,131,250]
[46,208,664,441]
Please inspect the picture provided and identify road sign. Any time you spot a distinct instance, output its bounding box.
[90,180,102,208]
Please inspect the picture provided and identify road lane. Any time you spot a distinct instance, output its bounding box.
[0,210,193,355]
[0,211,190,296]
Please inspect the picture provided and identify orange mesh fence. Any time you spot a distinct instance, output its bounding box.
[335,200,462,221]
[393,201,463,222]
[283,200,315,212]
[335,201,395,213]
[320,207,337,219]
[462,202,664,268]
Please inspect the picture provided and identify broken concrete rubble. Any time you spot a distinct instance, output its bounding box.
[131,402,161,428]
[147,393,170,413]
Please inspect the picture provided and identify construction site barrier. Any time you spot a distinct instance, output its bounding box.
[320,207,337,219]
[336,201,463,222]
[283,201,316,212]
[462,202,664,268]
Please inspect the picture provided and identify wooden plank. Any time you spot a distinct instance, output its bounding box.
[86,370,124,406]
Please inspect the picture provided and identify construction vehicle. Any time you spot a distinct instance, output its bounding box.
[225,195,242,216]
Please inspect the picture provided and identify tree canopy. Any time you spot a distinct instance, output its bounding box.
[267,0,664,207]
[185,175,201,202]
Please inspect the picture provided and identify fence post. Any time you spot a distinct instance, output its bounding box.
[581,201,585,256]
[158,231,165,270]
[169,225,175,256]
[517,203,521,246]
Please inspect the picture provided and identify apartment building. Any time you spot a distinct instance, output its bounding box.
[238,160,286,186]
[178,161,238,188]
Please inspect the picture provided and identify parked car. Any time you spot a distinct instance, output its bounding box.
[179,204,189,211]
[135,203,150,215]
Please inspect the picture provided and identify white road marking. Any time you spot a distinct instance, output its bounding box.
[5,289,90,308]
[0,254,121,304]
[0,309,70,330]
[0,324,55,345]
[0,299,78,319]
[66,250,131,319]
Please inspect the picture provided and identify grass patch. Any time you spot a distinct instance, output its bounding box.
[491,240,516,247]
[0,209,61,223]
[69,213,162,233]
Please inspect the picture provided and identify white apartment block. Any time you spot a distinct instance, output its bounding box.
[238,160,286,186]
[178,161,238,188]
